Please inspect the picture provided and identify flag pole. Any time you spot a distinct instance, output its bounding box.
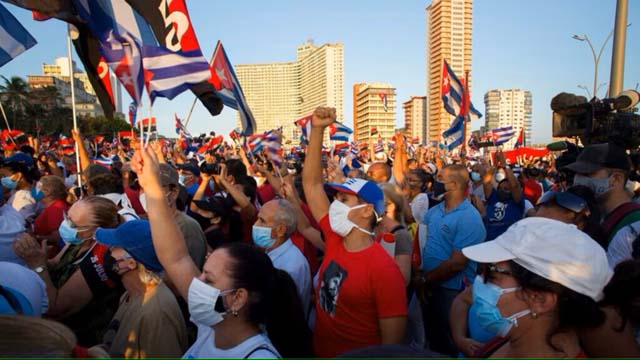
[67,25,82,191]
[462,70,470,157]
[145,98,152,147]
[0,101,17,146]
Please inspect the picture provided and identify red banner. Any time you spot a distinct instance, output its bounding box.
[492,147,549,164]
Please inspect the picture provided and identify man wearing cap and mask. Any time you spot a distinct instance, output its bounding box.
[95,219,187,357]
[565,143,640,267]
[140,163,207,270]
[302,106,407,358]
[419,164,486,357]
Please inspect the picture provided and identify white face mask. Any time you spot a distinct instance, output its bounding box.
[328,200,374,237]
[187,277,229,327]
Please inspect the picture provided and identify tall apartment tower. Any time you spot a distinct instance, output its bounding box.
[484,89,532,149]
[353,82,396,144]
[426,0,474,144]
[403,96,427,142]
[235,41,344,142]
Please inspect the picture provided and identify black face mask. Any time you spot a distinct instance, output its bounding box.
[497,190,512,202]
[432,180,447,198]
[189,211,214,231]
[102,249,123,285]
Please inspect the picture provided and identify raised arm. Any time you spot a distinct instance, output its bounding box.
[71,129,91,172]
[131,146,199,299]
[281,180,325,252]
[392,133,407,185]
[302,107,334,222]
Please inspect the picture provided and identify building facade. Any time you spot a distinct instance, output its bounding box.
[235,41,344,143]
[353,82,396,144]
[403,96,427,142]
[426,0,474,144]
[484,89,532,149]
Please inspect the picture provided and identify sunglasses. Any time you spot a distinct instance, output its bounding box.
[537,190,587,213]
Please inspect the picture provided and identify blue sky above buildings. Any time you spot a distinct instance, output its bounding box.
[1,0,639,144]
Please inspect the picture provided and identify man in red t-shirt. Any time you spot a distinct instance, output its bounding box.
[302,107,407,358]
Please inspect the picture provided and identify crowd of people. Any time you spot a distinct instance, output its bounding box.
[1,106,639,358]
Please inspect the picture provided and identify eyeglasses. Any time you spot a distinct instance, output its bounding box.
[537,190,587,213]
[63,212,92,231]
[487,264,514,276]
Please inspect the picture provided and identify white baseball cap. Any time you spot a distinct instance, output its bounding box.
[462,217,612,301]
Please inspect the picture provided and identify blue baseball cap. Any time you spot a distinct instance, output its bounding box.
[94,220,163,272]
[4,152,34,167]
[328,178,385,217]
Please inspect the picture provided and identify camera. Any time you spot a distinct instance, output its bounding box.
[551,90,640,149]
[200,162,221,175]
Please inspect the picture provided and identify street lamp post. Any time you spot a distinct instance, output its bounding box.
[572,23,631,99]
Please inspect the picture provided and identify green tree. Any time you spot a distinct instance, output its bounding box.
[0,75,29,129]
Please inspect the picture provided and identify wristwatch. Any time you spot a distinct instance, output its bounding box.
[32,266,45,274]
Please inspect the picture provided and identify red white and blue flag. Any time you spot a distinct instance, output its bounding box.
[491,125,516,145]
[263,130,283,168]
[0,3,37,67]
[441,60,482,121]
[128,101,137,127]
[294,114,313,144]
[514,128,525,148]
[174,113,191,138]
[329,122,353,142]
[379,92,388,112]
[209,41,256,136]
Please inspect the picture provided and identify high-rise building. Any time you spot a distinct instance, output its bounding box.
[426,0,474,144]
[484,89,532,149]
[235,41,343,142]
[353,82,396,144]
[403,96,427,142]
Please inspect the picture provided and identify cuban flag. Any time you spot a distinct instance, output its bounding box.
[263,130,283,168]
[0,3,37,67]
[379,92,388,112]
[175,113,192,138]
[329,122,352,142]
[294,114,313,143]
[209,41,256,136]
[514,128,525,148]
[246,133,264,155]
[491,125,516,146]
[128,101,137,127]
[441,60,482,121]
[442,115,465,151]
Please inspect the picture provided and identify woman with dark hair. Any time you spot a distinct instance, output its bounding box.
[13,196,124,346]
[2,162,40,220]
[133,146,312,358]
[33,175,70,254]
[460,217,611,358]
[577,259,640,357]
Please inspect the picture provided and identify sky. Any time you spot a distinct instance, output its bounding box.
[1,0,639,144]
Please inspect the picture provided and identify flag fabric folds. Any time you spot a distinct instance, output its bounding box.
[294,114,313,144]
[0,2,37,67]
[379,92,388,112]
[441,60,482,121]
[514,128,525,148]
[442,115,465,151]
[209,41,256,136]
[329,122,352,142]
[128,102,137,127]
[174,113,191,138]
[491,125,516,145]
[125,0,222,116]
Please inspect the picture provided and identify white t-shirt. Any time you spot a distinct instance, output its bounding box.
[607,221,640,268]
[9,189,36,221]
[183,324,280,359]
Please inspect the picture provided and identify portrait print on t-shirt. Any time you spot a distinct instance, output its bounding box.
[490,202,507,222]
[319,260,347,316]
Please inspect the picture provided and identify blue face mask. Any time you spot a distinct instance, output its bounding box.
[472,275,530,337]
[471,172,481,182]
[31,188,44,202]
[1,176,17,190]
[58,219,92,245]
[178,174,187,186]
[252,225,275,249]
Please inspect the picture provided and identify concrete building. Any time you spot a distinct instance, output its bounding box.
[426,0,474,143]
[235,41,344,143]
[484,89,532,149]
[353,82,396,144]
[403,96,427,142]
[27,75,102,116]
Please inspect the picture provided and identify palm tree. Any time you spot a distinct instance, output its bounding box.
[0,76,29,128]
